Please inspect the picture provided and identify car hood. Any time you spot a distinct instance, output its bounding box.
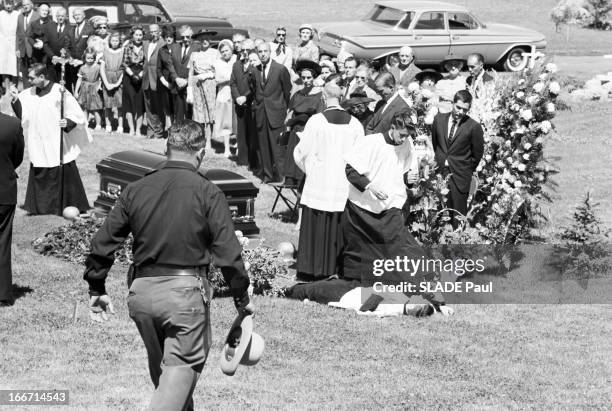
[318,20,391,39]
[171,14,233,27]
[481,22,546,41]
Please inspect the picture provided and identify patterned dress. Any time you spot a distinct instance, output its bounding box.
[213,55,236,142]
[122,40,145,115]
[102,47,124,108]
[77,63,103,110]
[294,40,319,64]
[188,48,218,124]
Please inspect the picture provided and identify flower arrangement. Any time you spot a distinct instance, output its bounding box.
[406,62,561,246]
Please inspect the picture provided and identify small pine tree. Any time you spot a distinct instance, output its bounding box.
[558,192,611,278]
[586,0,612,28]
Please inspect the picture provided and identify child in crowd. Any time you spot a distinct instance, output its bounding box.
[100,32,124,133]
[74,48,103,130]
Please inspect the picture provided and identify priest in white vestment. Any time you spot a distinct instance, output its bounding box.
[9,63,91,215]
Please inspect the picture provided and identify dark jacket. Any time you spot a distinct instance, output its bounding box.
[44,21,72,58]
[17,10,40,58]
[230,59,253,105]
[250,60,292,129]
[70,21,95,59]
[0,113,25,205]
[365,93,411,135]
[431,112,484,193]
[142,39,165,91]
[159,42,202,94]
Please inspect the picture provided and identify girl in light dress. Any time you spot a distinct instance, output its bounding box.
[100,32,124,133]
[74,48,103,130]
[213,39,237,157]
[187,36,218,147]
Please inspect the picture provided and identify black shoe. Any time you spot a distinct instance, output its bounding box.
[0,299,14,307]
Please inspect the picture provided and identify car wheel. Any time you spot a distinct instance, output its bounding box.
[503,47,529,72]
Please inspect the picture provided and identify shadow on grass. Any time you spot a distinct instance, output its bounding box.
[269,209,299,224]
[12,284,34,302]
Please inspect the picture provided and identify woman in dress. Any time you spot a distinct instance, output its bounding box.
[87,17,110,62]
[158,25,176,129]
[294,24,319,64]
[213,39,236,157]
[121,25,145,136]
[436,58,467,113]
[0,0,19,90]
[283,60,324,188]
[100,32,124,133]
[187,33,218,145]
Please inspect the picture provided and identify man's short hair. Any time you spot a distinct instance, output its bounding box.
[375,71,395,88]
[167,120,206,153]
[162,25,176,39]
[232,32,246,42]
[29,63,48,78]
[323,81,343,100]
[454,89,473,105]
[178,25,192,36]
[391,110,416,129]
[468,53,484,64]
[344,56,357,67]
[55,7,67,15]
[241,38,255,51]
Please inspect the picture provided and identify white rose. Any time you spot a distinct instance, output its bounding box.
[535,137,543,145]
[518,79,526,85]
[497,160,505,168]
[516,91,525,99]
[545,63,558,73]
[411,114,418,125]
[506,157,513,164]
[539,73,549,81]
[424,114,434,125]
[505,140,512,147]
[485,154,492,161]
[527,95,538,105]
[523,154,530,160]
[533,82,545,93]
[518,164,526,172]
[540,120,552,134]
[514,180,523,188]
[407,82,420,92]
[549,81,561,95]
[546,102,555,113]
[511,103,520,112]
[421,88,433,99]
[516,126,527,135]
[520,109,533,121]
[524,142,532,150]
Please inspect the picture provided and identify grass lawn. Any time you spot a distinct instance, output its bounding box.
[165,0,612,55]
[1,98,611,409]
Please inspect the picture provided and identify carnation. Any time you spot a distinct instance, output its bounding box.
[484,154,492,161]
[511,103,520,112]
[514,180,523,188]
[497,160,505,168]
[546,102,555,113]
[540,120,552,134]
[515,91,525,99]
[545,63,558,73]
[549,81,561,95]
[539,73,548,81]
[505,140,512,147]
[517,164,527,172]
[535,137,543,145]
[506,157,513,164]
[518,79,526,85]
[533,82,545,93]
[407,82,420,92]
[520,109,533,121]
[527,95,538,105]
[523,154,530,160]
[523,142,532,150]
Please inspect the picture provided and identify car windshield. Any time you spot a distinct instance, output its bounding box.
[363,5,412,28]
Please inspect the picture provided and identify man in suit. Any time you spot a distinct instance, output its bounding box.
[431,90,484,219]
[159,25,201,122]
[230,38,257,170]
[66,8,94,93]
[365,72,411,135]
[17,0,39,88]
[142,24,166,138]
[465,53,494,99]
[0,84,25,306]
[385,45,421,87]
[45,7,72,83]
[27,2,52,66]
[250,42,291,183]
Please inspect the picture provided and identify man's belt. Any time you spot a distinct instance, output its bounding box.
[134,264,208,278]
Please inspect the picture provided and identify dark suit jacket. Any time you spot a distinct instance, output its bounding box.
[159,42,202,94]
[70,21,94,59]
[230,59,253,105]
[27,17,52,64]
[250,60,291,129]
[142,39,165,91]
[0,114,25,205]
[466,71,494,87]
[17,10,39,58]
[431,112,484,193]
[45,21,72,58]
[365,93,411,135]
[385,63,421,87]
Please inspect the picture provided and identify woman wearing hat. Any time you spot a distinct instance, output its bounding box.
[436,57,466,113]
[282,59,324,188]
[342,91,374,128]
[294,24,319,64]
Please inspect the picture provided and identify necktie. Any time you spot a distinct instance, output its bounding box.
[76,24,80,38]
[448,119,457,143]
[262,64,267,83]
[182,45,187,59]
[58,24,63,33]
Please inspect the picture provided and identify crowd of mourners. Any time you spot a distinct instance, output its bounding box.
[1,0,493,293]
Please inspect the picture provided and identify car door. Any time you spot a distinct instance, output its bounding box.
[410,11,450,64]
[447,12,497,61]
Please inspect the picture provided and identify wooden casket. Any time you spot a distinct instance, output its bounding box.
[93,150,260,235]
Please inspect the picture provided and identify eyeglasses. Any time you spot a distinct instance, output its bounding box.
[98,25,108,29]
[355,76,367,80]
[181,35,192,39]
[300,76,313,80]
[276,33,286,37]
